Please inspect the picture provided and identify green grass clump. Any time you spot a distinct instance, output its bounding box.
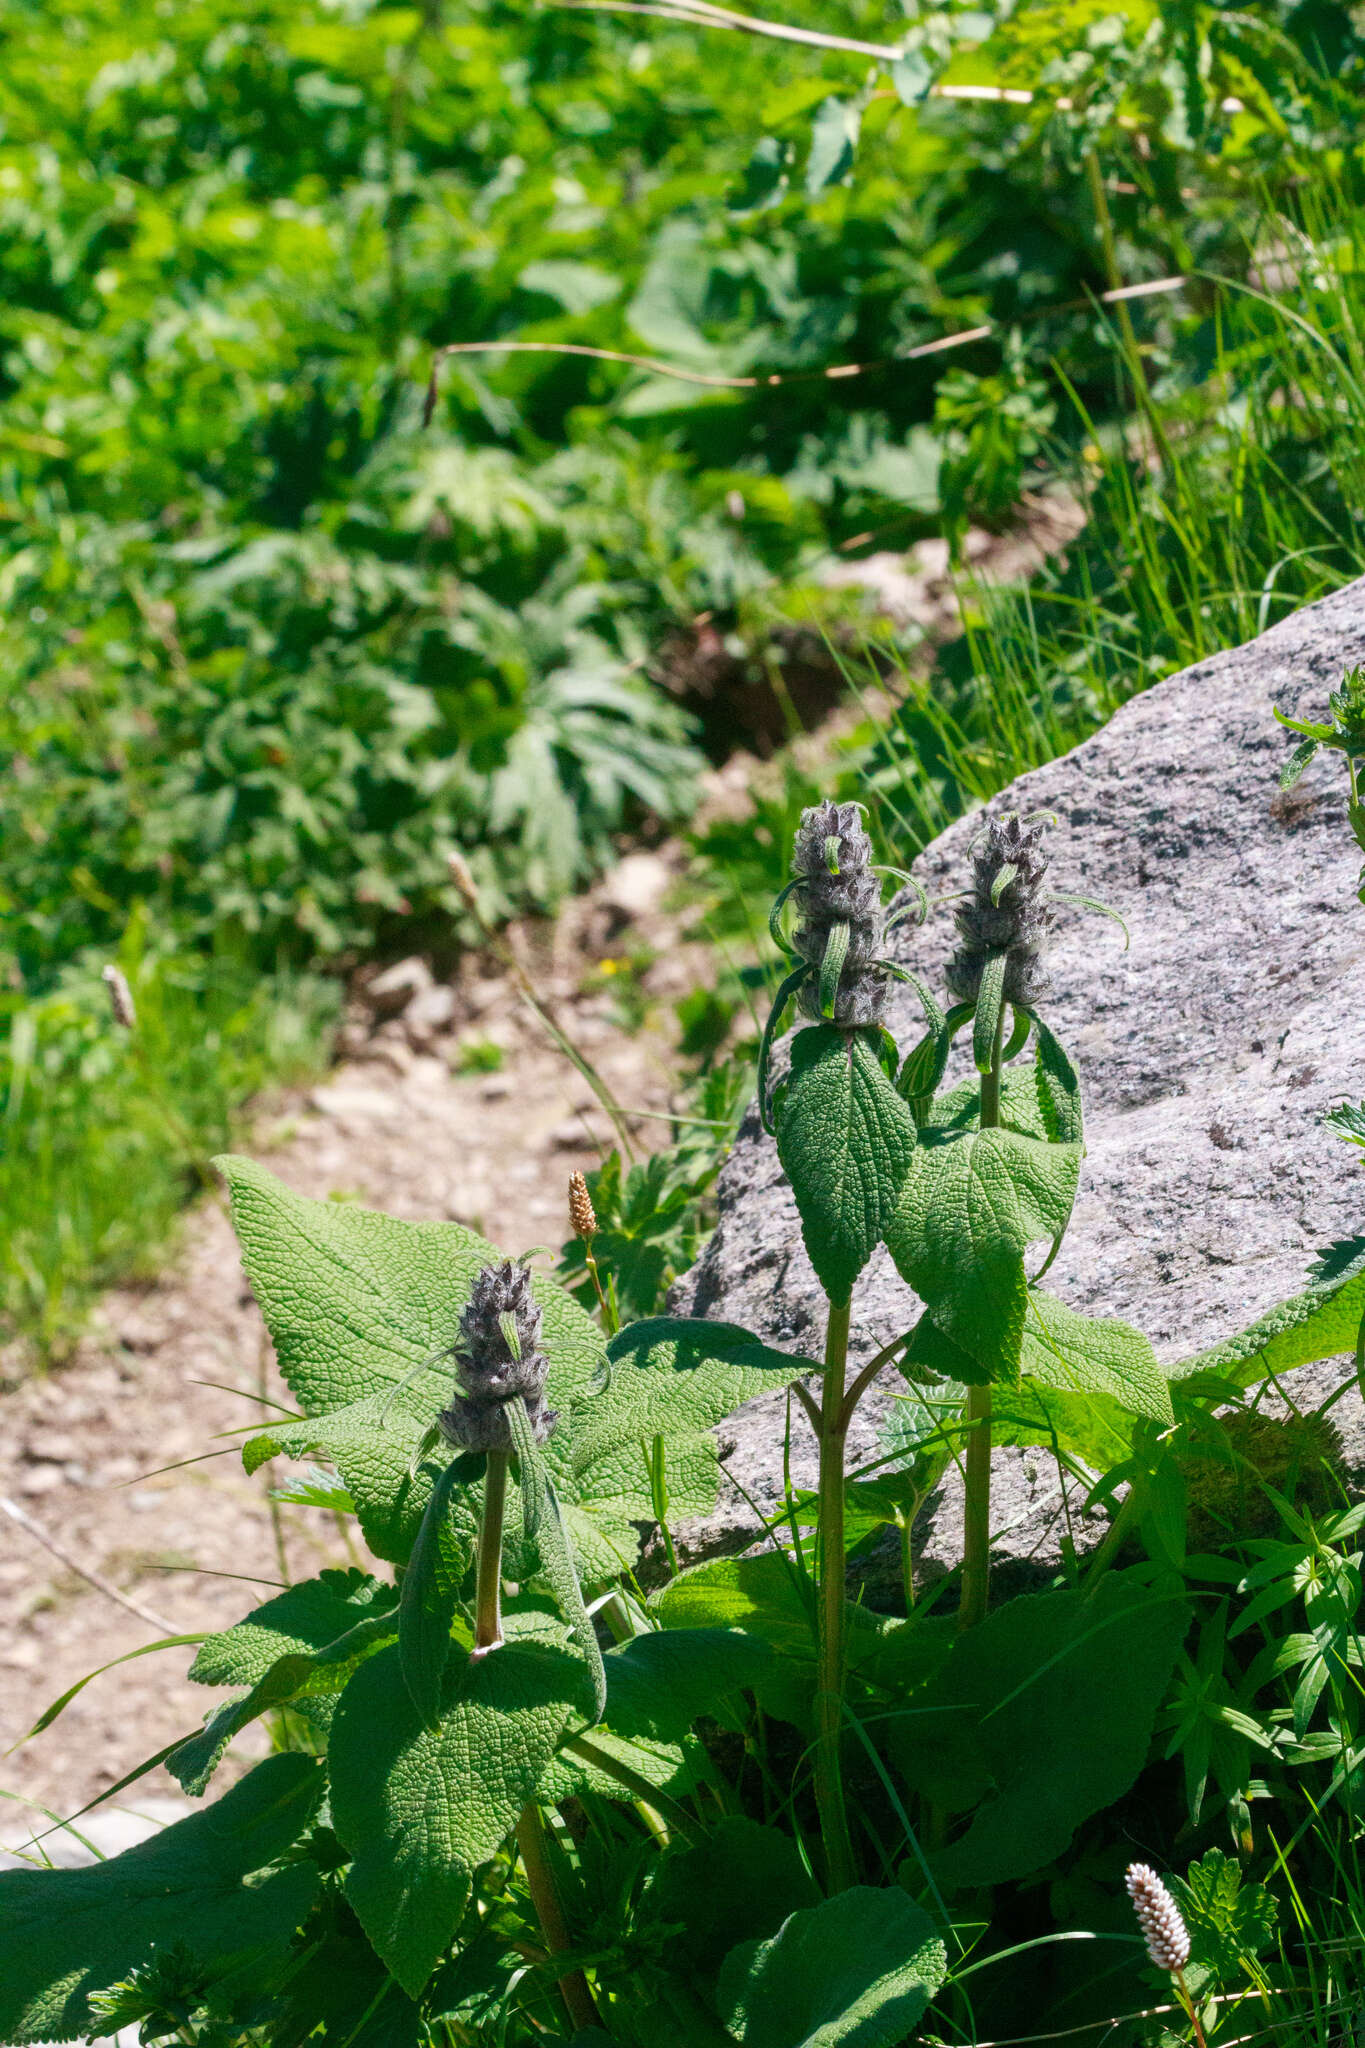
[0,927,337,1361]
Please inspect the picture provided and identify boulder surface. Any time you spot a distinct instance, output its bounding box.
[672,580,1365,1588]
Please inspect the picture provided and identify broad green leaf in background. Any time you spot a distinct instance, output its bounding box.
[601,1627,780,1742]
[573,1317,817,1476]
[330,1639,588,1997]
[773,1024,916,1304]
[804,96,862,195]
[1171,1237,1365,1386]
[0,1754,323,2045]
[729,136,791,215]
[190,1569,398,1688]
[893,1573,1189,1888]
[637,1818,820,1988]
[885,1126,1081,1381]
[717,1888,947,2048]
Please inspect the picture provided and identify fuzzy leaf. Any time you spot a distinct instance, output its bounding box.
[717,1888,946,2048]
[574,1318,816,1476]
[885,1126,1081,1381]
[190,1569,397,1688]
[0,1755,323,2045]
[602,1627,779,1742]
[220,1159,613,1567]
[774,1024,916,1304]
[507,1398,607,1721]
[893,1573,1188,1888]
[1171,1238,1365,1386]
[171,1609,399,1797]
[401,1458,479,1731]
[330,1639,588,1998]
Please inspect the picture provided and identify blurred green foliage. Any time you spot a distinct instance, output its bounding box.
[3,0,1364,1353]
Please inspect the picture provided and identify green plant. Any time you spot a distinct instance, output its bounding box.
[10,728,1365,2043]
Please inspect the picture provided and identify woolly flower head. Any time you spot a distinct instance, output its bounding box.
[948,809,1054,1008]
[438,1260,557,1453]
[1125,1863,1191,1973]
[789,800,888,1029]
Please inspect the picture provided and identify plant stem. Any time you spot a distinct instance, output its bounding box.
[515,1803,599,2032]
[814,1292,856,1891]
[959,1384,993,1632]
[474,1449,508,1654]
[960,994,1004,1631]
[1173,1966,1208,2048]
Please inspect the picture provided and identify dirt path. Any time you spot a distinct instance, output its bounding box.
[0,855,705,1827]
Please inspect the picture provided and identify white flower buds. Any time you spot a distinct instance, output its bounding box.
[1125,1863,1191,1973]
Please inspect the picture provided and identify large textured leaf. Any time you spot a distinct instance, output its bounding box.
[0,1754,323,2045]
[190,1569,398,1688]
[885,1126,1081,1382]
[773,1024,916,1304]
[401,1457,478,1731]
[573,1318,816,1476]
[330,1639,587,1997]
[1171,1237,1365,1386]
[507,1397,606,1721]
[219,1158,615,1567]
[903,1290,1172,1437]
[893,1572,1189,1889]
[602,1628,779,1741]
[638,1818,820,1984]
[171,1598,399,1797]
[717,1888,946,2048]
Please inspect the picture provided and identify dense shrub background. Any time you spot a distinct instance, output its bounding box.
[4,0,1364,1350]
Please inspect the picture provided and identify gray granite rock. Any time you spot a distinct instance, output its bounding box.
[673,580,1365,1592]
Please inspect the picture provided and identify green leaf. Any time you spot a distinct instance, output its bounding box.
[638,1818,820,1985]
[602,1628,780,1742]
[890,48,935,102]
[401,1457,478,1731]
[805,96,861,195]
[507,1398,607,1722]
[1172,1849,1278,1978]
[574,1318,816,1476]
[892,1573,1189,1888]
[1171,1238,1365,1386]
[330,1639,588,1998]
[774,1024,916,1304]
[221,1159,611,1565]
[728,136,791,215]
[885,1126,1081,1382]
[716,1888,946,2048]
[170,1597,399,1797]
[190,1568,397,1688]
[0,1755,323,2045]
[1027,1013,1083,1146]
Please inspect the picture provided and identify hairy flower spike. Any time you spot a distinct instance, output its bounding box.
[790,801,888,1028]
[1125,1863,1191,1973]
[568,1171,597,1243]
[948,810,1054,1007]
[438,1260,557,1453]
[101,964,137,1031]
